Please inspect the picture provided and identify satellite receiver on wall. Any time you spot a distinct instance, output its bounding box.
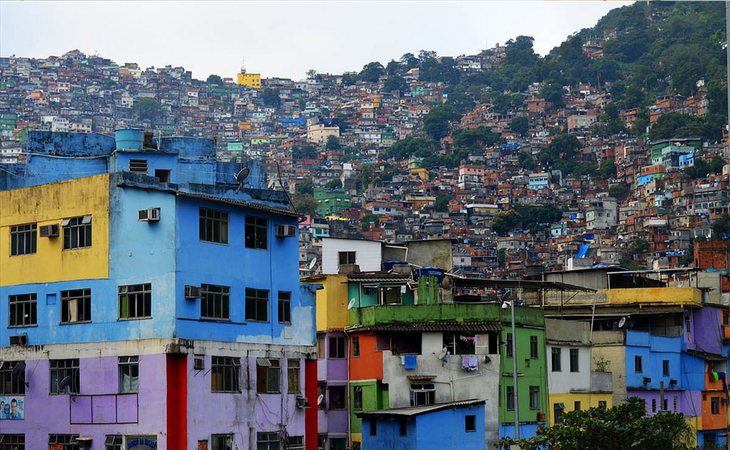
[307,258,317,271]
[234,166,250,194]
[11,361,28,387]
[618,317,627,329]
[58,375,75,395]
[317,394,324,406]
[347,298,356,310]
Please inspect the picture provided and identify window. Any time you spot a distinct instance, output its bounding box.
[331,439,347,450]
[201,284,230,320]
[410,383,435,406]
[651,399,656,413]
[506,333,513,358]
[329,385,346,409]
[278,291,291,324]
[286,436,304,450]
[288,359,300,393]
[635,355,643,373]
[329,336,346,359]
[61,289,91,323]
[211,434,234,450]
[9,293,36,327]
[0,435,25,450]
[256,359,280,393]
[105,435,122,450]
[574,401,581,411]
[551,348,562,372]
[443,332,475,355]
[599,400,607,409]
[674,397,678,412]
[712,396,720,415]
[48,435,79,449]
[119,284,152,319]
[724,310,730,326]
[338,251,356,266]
[200,208,229,244]
[400,418,408,436]
[570,348,579,373]
[129,159,148,174]
[119,356,139,393]
[352,336,360,357]
[317,335,325,359]
[662,360,670,377]
[353,386,363,410]
[246,288,269,322]
[529,386,540,409]
[257,432,279,450]
[530,335,538,359]
[370,419,377,436]
[50,359,79,394]
[212,356,240,392]
[62,216,92,250]
[245,216,268,250]
[465,415,476,432]
[554,403,564,423]
[506,386,515,411]
[10,224,36,256]
[0,361,25,395]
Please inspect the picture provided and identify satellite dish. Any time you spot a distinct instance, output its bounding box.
[317,394,324,406]
[307,258,317,270]
[439,348,448,359]
[618,317,627,329]
[234,167,250,193]
[58,375,74,394]
[11,361,25,378]
[347,298,356,310]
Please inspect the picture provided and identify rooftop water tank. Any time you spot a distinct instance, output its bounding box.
[115,129,144,151]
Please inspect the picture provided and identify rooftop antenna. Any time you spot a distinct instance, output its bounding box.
[234,165,250,194]
[241,56,246,74]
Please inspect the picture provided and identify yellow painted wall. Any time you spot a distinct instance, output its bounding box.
[0,174,110,286]
[237,73,261,89]
[548,392,613,426]
[686,416,700,445]
[609,287,702,307]
[311,274,349,332]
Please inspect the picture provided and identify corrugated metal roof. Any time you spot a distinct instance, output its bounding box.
[356,399,485,418]
[348,273,411,283]
[349,320,503,333]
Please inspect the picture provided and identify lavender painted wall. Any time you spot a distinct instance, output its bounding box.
[2,354,168,449]
[627,389,702,418]
[316,331,349,437]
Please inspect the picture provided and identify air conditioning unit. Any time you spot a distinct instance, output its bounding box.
[194,357,204,370]
[184,285,201,299]
[276,224,296,237]
[40,224,59,237]
[537,412,546,421]
[9,335,27,346]
[669,379,678,386]
[296,396,312,409]
[643,377,652,384]
[138,208,161,222]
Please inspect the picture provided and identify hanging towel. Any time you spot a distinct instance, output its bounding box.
[468,356,479,371]
[404,355,418,370]
[711,371,720,382]
[719,372,728,394]
[462,356,470,370]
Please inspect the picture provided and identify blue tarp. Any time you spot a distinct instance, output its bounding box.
[576,244,590,259]
[415,267,445,285]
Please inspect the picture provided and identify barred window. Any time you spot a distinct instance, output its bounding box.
[200,208,229,244]
[212,435,234,450]
[278,291,291,324]
[256,359,280,393]
[201,284,230,320]
[245,216,268,250]
[119,284,152,319]
[105,435,122,450]
[288,359,300,393]
[0,361,25,395]
[246,288,269,322]
[10,224,36,256]
[119,356,139,393]
[61,289,91,323]
[48,435,79,449]
[9,293,36,327]
[0,434,24,450]
[257,433,278,450]
[212,356,240,392]
[50,359,79,394]
[62,216,92,250]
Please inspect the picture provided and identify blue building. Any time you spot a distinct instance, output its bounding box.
[0,130,318,450]
[358,400,486,450]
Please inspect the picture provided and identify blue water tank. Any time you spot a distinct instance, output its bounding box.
[115,129,144,150]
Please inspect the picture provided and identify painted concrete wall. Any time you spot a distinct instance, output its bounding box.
[625,331,682,390]
[692,306,725,356]
[0,174,110,287]
[546,344,591,393]
[321,238,382,274]
[309,275,350,332]
[406,239,453,271]
[547,392,613,425]
[591,331,627,406]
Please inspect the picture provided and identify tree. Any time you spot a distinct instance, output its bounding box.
[262,89,281,108]
[324,178,342,189]
[540,83,565,108]
[360,214,380,231]
[492,210,522,236]
[711,155,726,174]
[292,192,318,217]
[400,53,419,70]
[326,135,341,150]
[306,69,318,80]
[206,74,223,85]
[434,193,452,212]
[511,116,530,137]
[597,159,617,179]
[608,185,629,201]
[628,237,649,254]
[517,151,535,170]
[497,248,506,265]
[131,98,166,124]
[383,75,408,95]
[359,62,384,83]
[496,397,693,450]
[684,159,711,179]
[422,105,461,140]
[712,213,730,240]
[295,177,314,196]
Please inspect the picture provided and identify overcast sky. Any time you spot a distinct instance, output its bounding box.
[0,1,632,81]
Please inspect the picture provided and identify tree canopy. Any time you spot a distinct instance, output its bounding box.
[206,74,223,85]
[423,105,461,141]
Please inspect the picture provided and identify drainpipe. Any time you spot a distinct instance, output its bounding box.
[512,291,521,440]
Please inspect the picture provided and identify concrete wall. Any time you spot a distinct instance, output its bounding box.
[406,240,453,271]
[591,343,626,406]
[547,344,591,393]
[321,238,382,274]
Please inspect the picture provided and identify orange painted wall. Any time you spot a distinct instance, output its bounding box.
[701,391,727,430]
[349,333,383,381]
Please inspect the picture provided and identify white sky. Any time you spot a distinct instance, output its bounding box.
[0,1,633,81]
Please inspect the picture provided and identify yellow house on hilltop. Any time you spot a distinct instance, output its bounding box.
[237,72,261,89]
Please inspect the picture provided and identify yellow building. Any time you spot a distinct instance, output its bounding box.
[237,72,261,89]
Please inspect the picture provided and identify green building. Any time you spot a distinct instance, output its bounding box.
[314,187,352,216]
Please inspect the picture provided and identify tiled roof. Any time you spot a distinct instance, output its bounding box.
[349,320,503,333]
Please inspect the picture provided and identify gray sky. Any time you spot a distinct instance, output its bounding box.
[0,1,632,81]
